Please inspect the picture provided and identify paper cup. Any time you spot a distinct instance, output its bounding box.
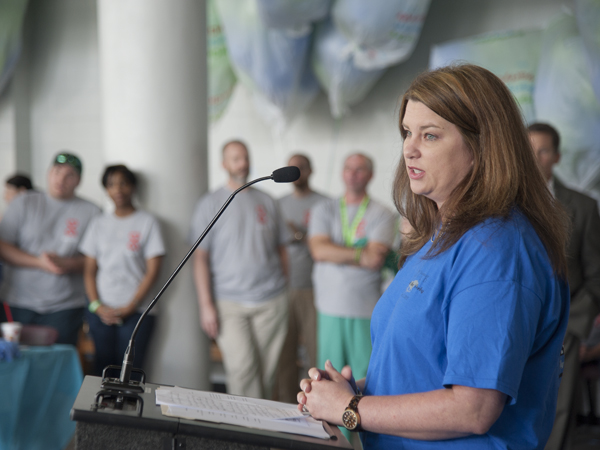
[1,321,23,343]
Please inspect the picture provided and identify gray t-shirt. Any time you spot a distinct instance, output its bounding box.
[79,210,165,313]
[189,186,288,304]
[309,197,397,319]
[278,191,328,289]
[0,191,101,313]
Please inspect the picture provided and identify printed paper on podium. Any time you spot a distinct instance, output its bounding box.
[156,386,331,439]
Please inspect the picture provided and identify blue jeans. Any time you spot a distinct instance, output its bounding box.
[9,306,85,346]
[85,310,155,377]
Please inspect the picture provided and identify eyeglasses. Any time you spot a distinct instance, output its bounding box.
[54,153,82,175]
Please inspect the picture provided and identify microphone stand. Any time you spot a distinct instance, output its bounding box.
[101,174,276,395]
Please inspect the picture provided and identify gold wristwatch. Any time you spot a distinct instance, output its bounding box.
[342,394,363,431]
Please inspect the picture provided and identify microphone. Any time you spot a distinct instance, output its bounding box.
[272,166,300,183]
[100,166,300,396]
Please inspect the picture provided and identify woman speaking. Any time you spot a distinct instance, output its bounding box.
[298,64,570,449]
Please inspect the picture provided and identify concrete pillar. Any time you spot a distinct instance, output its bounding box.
[0,9,31,214]
[97,0,209,389]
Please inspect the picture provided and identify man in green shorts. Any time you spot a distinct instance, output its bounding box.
[308,153,396,381]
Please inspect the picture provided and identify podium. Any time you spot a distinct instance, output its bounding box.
[70,376,352,449]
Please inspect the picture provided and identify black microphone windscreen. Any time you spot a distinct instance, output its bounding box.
[272,166,301,183]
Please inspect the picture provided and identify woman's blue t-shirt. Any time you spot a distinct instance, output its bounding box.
[362,211,569,449]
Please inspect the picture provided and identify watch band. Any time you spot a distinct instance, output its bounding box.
[342,394,364,431]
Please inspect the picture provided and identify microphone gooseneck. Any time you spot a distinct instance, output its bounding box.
[110,167,299,392]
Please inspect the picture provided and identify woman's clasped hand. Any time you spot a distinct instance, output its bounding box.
[297,360,359,425]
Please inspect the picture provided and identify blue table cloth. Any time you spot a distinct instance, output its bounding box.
[0,344,83,450]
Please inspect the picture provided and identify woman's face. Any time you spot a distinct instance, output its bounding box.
[402,100,474,209]
[106,171,134,209]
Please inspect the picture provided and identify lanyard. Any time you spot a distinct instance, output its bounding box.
[340,196,369,247]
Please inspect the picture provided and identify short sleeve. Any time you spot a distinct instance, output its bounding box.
[308,200,332,238]
[0,195,26,244]
[442,284,542,404]
[78,216,100,259]
[143,217,166,260]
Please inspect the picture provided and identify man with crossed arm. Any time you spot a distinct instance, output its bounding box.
[308,153,396,381]
[0,153,100,345]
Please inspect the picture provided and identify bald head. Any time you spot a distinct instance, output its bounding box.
[222,140,250,186]
[343,153,373,195]
[288,153,312,191]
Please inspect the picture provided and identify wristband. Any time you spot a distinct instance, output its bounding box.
[354,247,362,263]
[88,300,101,313]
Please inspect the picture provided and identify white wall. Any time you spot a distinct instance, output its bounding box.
[209,0,569,209]
[26,0,104,205]
[0,89,18,191]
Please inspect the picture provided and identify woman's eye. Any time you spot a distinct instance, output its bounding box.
[404,130,412,137]
[425,133,436,141]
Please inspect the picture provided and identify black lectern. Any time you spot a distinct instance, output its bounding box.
[70,376,352,450]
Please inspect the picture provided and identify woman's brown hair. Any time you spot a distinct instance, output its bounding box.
[394,64,569,277]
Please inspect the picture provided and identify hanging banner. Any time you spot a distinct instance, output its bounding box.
[534,12,600,193]
[430,29,542,125]
[332,0,431,70]
[0,0,29,94]
[575,0,600,102]
[207,0,237,122]
[312,20,386,118]
[216,0,320,131]
[256,0,331,34]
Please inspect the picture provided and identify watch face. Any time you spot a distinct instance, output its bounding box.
[343,409,359,430]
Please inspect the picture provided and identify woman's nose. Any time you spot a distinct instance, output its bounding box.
[403,138,418,159]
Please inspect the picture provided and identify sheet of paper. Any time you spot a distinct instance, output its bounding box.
[156,386,304,419]
[156,386,331,440]
[160,404,331,440]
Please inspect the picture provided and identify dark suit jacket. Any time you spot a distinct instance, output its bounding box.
[554,177,600,341]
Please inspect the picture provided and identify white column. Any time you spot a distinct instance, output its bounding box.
[97,0,209,389]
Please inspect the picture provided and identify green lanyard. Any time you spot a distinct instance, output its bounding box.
[340,196,370,247]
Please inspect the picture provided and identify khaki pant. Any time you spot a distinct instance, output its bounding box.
[274,288,317,403]
[216,291,288,399]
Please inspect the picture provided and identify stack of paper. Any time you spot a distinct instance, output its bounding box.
[156,386,330,439]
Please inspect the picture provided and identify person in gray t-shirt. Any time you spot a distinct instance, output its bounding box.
[190,140,289,399]
[274,154,327,403]
[80,165,165,375]
[0,152,100,345]
[308,153,397,381]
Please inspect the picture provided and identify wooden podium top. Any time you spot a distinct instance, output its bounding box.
[71,375,352,450]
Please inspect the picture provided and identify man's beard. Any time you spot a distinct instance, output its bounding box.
[230,171,248,184]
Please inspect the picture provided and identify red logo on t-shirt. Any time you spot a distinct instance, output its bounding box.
[65,219,79,237]
[303,210,311,227]
[128,232,141,251]
[256,205,267,225]
[356,220,366,239]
